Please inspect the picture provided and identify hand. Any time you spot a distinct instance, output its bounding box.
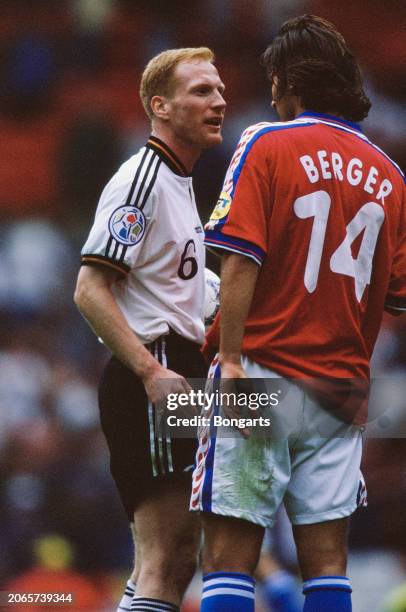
[142,363,192,405]
[219,358,251,439]
[220,360,247,380]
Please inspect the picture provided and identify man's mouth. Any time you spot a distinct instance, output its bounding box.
[205,117,223,127]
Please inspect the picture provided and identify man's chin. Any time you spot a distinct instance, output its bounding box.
[202,133,223,148]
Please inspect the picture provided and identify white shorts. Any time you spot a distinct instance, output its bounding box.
[190,356,367,527]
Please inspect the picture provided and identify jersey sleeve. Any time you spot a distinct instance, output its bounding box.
[204,125,272,265]
[81,168,155,277]
[385,193,406,315]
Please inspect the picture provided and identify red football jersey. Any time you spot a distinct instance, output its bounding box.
[205,112,406,380]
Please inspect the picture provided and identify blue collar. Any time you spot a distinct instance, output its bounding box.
[297,111,363,133]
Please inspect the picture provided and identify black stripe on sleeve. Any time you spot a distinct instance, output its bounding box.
[112,240,120,259]
[125,147,150,206]
[133,153,158,208]
[119,246,128,263]
[105,236,113,257]
[140,159,162,210]
[100,149,158,270]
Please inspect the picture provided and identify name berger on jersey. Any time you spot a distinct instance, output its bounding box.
[210,149,394,223]
[300,150,393,201]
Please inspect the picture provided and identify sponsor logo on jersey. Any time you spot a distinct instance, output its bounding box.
[108,205,146,246]
[210,191,232,220]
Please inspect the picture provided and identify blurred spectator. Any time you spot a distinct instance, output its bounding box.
[1,33,56,119]
[0,220,75,314]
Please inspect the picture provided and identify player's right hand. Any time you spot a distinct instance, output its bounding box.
[142,364,192,405]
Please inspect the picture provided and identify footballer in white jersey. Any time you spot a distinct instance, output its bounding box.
[74,47,226,612]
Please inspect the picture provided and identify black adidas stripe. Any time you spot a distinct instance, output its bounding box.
[150,340,161,475]
[154,338,165,475]
[130,596,178,611]
[119,246,128,262]
[105,239,126,262]
[124,588,135,596]
[155,338,166,476]
[147,338,172,477]
[125,147,150,206]
[105,236,113,257]
[156,338,170,475]
[133,152,159,208]
[140,159,162,210]
[112,241,120,259]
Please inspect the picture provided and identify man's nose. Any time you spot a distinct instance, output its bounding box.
[213,91,226,109]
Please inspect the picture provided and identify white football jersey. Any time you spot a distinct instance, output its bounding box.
[81,136,206,344]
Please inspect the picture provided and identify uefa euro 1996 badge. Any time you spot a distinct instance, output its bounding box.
[210,191,232,220]
[108,205,146,246]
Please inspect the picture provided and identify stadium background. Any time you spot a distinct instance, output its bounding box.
[0,0,405,610]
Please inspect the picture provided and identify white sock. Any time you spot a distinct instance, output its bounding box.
[131,597,178,611]
[117,578,136,611]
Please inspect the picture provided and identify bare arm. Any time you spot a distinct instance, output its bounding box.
[217,253,260,437]
[219,253,259,377]
[74,265,191,402]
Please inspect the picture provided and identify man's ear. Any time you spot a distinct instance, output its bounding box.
[150,95,170,121]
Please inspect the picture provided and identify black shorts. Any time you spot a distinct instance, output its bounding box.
[98,331,206,520]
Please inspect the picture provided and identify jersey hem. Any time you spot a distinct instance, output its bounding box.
[288,502,358,525]
[384,296,406,315]
[239,351,369,384]
[81,255,130,276]
[204,231,265,265]
[194,501,274,528]
[385,304,406,315]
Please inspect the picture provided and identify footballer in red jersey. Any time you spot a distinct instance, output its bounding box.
[193,15,406,612]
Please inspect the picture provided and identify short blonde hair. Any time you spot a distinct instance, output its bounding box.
[140,47,215,121]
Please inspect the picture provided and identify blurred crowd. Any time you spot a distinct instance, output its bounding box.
[0,0,406,610]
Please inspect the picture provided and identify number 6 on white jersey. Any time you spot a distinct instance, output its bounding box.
[294,190,385,302]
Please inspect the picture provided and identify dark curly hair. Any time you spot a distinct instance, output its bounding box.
[262,15,371,121]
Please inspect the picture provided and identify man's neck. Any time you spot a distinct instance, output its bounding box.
[151,126,200,174]
[298,108,343,119]
[291,100,305,120]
